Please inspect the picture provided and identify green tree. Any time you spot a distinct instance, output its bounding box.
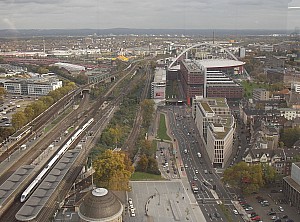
[262,164,277,185]
[24,105,35,121]
[147,156,160,175]
[40,96,54,107]
[0,87,5,102]
[77,73,88,85]
[280,128,300,148]
[141,99,155,128]
[93,149,134,190]
[32,100,47,117]
[0,127,15,142]
[12,111,27,130]
[37,67,49,74]
[222,162,264,194]
[136,154,149,172]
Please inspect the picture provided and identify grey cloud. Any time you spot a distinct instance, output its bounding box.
[1,0,67,4]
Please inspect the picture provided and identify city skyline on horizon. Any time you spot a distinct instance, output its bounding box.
[0,0,299,31]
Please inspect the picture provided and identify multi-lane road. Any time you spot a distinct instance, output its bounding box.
[164,105,245,222]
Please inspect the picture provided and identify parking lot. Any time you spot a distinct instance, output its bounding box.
[238,188,299,222]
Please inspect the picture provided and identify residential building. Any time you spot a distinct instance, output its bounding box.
[253,88,269,101]
[291,82,300,93]
[279,108,300,120]
[243,148,285,174]
[193,97,235,168]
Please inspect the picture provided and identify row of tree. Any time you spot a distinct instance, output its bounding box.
[11,82,76,130]
[91,62,159,190]
[222,162,277,195]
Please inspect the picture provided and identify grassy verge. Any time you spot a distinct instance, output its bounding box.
[219,203,234,222]
[131,172,165,181]
[157,113,171,141]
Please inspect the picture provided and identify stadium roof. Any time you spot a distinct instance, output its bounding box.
[197,59,245,68]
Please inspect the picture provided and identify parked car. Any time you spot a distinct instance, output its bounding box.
[251,216,261,221]
[233,209,238,215]
[278,206,284,212]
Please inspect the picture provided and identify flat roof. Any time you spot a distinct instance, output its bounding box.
[0,165,35,207]
[284,176,300,193]
[196,59,245,68]
[16,149,80,221]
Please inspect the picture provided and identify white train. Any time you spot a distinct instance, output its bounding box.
[20,118,94,202]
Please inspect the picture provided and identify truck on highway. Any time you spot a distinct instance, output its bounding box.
[191,182,199,193]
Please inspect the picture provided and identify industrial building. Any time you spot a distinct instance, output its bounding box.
[192,96,235,168]
[4,77,62,95]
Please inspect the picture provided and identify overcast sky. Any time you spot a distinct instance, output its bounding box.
[0,0,299,30]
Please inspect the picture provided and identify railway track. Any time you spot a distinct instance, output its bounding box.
[0,61,143,221]
[122,62,154,152]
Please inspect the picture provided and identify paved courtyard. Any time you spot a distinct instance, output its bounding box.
[126,180,205,222]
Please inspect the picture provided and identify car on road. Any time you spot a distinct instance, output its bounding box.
[184,164,188,168]
[130,208,136,217]
[214,212,220,218]
[233,209,238,215]
[128,198,133,205]
[195,169,199,174]
[197,152,201,158]
[204,169,208,174]
[193,176,198,181]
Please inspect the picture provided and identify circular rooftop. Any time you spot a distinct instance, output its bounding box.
[197,59,245,68]
[78,187,123,222]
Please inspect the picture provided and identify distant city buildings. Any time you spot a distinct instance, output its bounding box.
[4,77,62,95]
[260,44,274,52]
[193,96,235,168]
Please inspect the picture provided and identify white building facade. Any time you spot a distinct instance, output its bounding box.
[194,97,235,168]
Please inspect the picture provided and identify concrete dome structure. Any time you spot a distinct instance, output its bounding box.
[78,188,123,222]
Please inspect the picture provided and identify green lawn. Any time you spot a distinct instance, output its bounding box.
[241,81,269,98]
[131,172,165,181]
[157,113,171,141]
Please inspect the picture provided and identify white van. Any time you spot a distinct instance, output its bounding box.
[197,152,201,158]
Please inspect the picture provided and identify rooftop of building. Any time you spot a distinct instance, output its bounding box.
[153,67,167,83]
[196,59,245,68]
[294,162,300,169]
[78,188,123,221]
